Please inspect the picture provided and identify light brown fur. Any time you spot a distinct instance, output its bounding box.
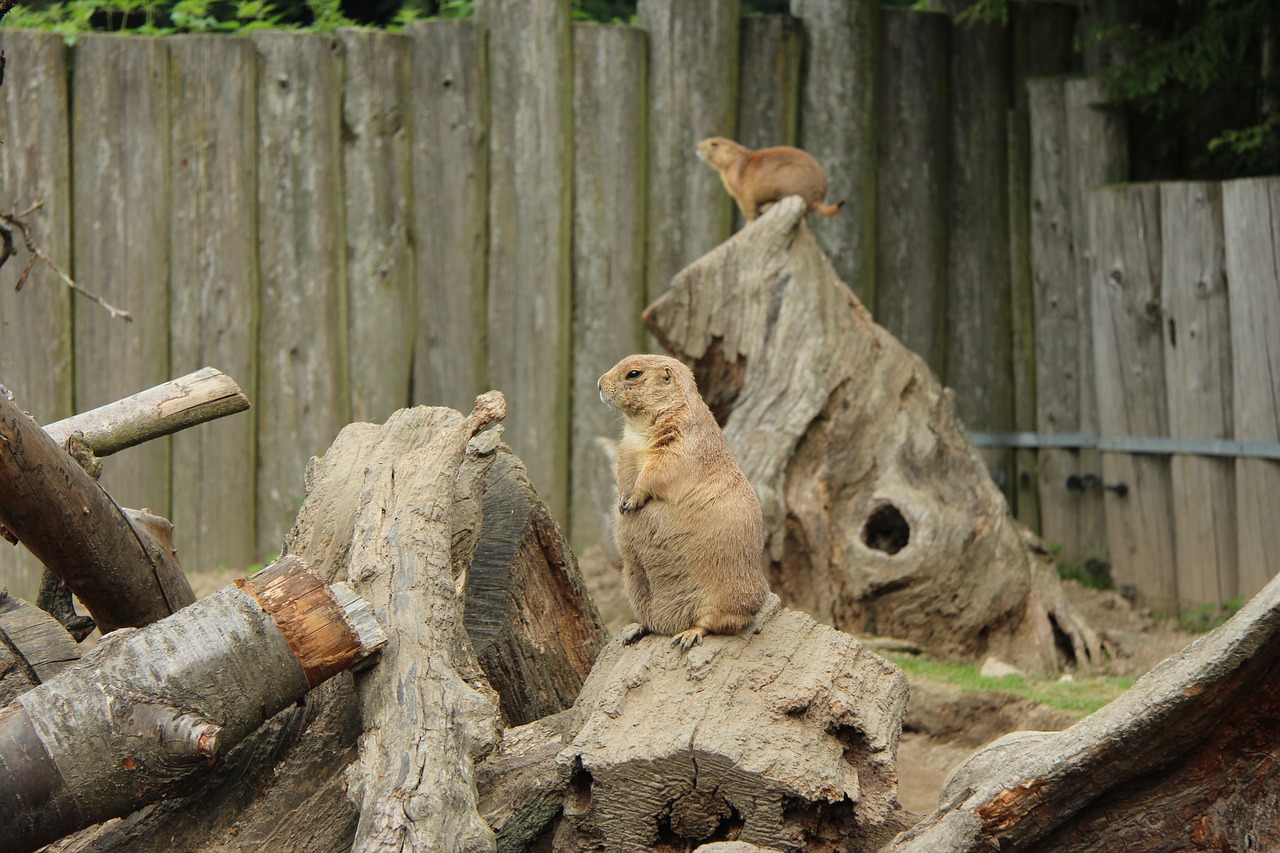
[598,354,770,650]
[696,136,844,221]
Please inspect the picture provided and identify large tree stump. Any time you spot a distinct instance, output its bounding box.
[886,569,1280,851]
[644,196,1099,675]
[550,601,914,851]
[0,557,384,853]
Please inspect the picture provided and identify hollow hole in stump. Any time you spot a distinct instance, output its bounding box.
[863,503,910,555]
[1048,612,1077,668]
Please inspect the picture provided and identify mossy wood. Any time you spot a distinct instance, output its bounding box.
[644,197,1100,674]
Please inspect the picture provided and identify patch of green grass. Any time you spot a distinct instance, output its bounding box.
[1175,597,1243,634]
[887,653,1136,716]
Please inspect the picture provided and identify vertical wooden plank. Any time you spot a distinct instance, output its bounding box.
[639,0,740,304]
[734,14,802,233]
[946,4,1014,497]
[477,0,572,523]
[0,31,73,603]
[253,32,349,555]
[570,23,648,548]
[1222,177,1280,600]
[1161,181,1236,609]
[1089,185,1178,612]
[1064,77,1127,574]
[72,35,171,514]
[790,0,879,306]
[340,28,414,424]
[169,36,260,574]
[408,21,488,413]
[875,8,949,377]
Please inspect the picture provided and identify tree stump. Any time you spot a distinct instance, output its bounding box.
[885,569,1280,851]
[644,196,1099,675]
[550,600,915,851]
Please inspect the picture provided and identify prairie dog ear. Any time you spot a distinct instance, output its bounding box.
[662,366,673,383]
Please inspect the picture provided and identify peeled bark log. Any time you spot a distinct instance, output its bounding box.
[886,570,1280,851]
[551,598,915,851]
[0,557,384,853]
[0,590,80,704]
[644,196,1099,675]
[0,389,194,632]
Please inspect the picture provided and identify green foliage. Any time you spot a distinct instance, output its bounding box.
[889,653,1135,715]
[1056,556,1114,592]
[1175,596,1243,634]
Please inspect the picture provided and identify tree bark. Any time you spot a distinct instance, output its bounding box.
[0,590,80,704]
[0,388,194,632]
[550,600,915,851]
[885,570,1280,852]
[0,556,384,853]
[644,197,1100,675]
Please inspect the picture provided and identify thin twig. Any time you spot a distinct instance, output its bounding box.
[1,201,133,322]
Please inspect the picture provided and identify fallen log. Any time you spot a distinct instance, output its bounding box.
[546,600,915,851]
[886,569,1280,851]
[0,389,194,632]
[0,556,385,853]
[644,195,1100,675]
[0,590,80,704]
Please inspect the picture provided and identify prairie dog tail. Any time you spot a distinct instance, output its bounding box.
[815,199,845,217]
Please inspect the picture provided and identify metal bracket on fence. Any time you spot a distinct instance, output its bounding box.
[969,431,1280,462]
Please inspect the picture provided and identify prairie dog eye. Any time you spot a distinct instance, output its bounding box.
[625,369,643,379]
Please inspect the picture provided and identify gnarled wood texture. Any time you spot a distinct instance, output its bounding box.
[644,196,1099,675]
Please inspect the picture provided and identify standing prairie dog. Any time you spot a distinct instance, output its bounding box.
[598,354,770,651]
[696,136,844,221]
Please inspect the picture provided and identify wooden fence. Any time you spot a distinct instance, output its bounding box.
[0,1,1275,616]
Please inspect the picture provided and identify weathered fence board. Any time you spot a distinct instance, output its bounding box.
[570,23,648,548]
[340,29,414,426]
[408,20,488,415]
[1161,182,1236,608]
[1064,77,1126,573]
[734,14,801,232]
[948,5,1014,496]
[876,7,949,378]
[638,0,740,304]
[71,35,172,516]
[1089,185,1178,612]
[168,35,260,574]
[0,31,73,603]
[790,0,879,305]
[477,0,572,522]
[253,32,350,556]
[1222,177,1280,600]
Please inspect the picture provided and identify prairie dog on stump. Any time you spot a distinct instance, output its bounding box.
[696,136,844,221]
[598,354,770,650]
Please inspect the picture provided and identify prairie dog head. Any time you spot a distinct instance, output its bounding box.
[696,136,748,170]
[598,354,694,422]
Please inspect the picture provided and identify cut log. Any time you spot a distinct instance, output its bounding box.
[644,196,1100,675]
[883,569,1280,851]
[0,590,80,704]
[42,366,249,459]
[0,556,385,853]
[461,436,606,726]
[551,600,915,851]
[0,388,194,632]
[476,710,575,852]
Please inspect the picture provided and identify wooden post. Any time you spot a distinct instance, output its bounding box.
[71,35,172,517]
[945,2,1014,499]
[252,32,350,556]
[1088,184,1178,612]
[168,36,261,575]
[876,7,949,377]
[340,29,415,426]
[1162,182,1236,609]
[734,14,802,231]
[1223,177,1280,601]
[0,31,73,605]
[570,23,648,549]
[477,0,573,525]
[789,0,879,306]
[639,0,740,303]
[0,557,384,853]
[408,20,489,414]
